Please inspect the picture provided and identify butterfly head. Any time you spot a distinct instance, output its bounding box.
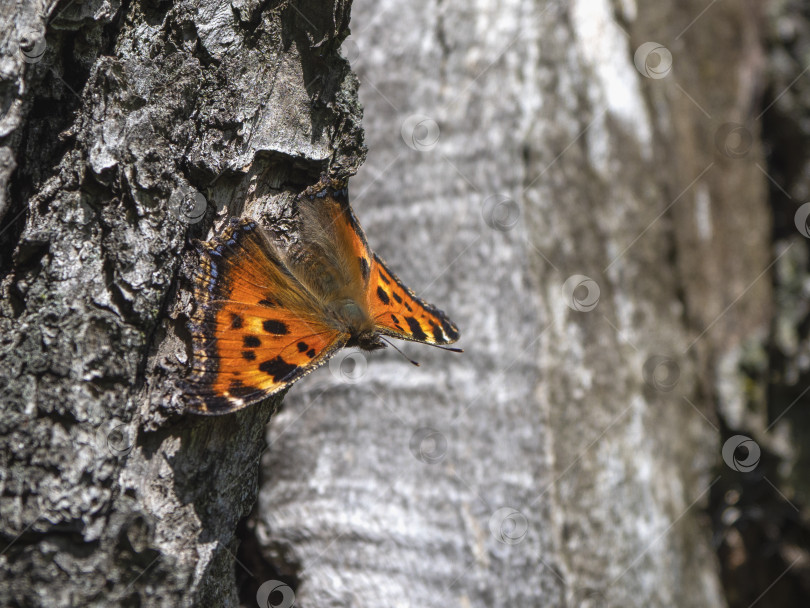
[326,298,382,350]
[346,330,386,352]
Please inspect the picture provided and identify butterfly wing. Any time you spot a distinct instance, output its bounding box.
[292,180,373,300]
[186,218,347,415]
[368,253,461,345]
[297,179,461,347]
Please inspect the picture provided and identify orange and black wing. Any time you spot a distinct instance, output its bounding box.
[186,218,346,415]
[368,253,461,346]
[293,178,374,299]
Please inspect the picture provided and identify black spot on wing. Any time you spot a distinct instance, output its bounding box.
[244,335,261,348]
[378,271,390,284]
[376,286,390,305]
[297,342,309,352]
[391,314,399,324]
[228,380,257,399]
[306,349,316,358]
[258,297,280,308]
[404,316,428,341]
[259,356,298,382]
[263,320,288,335]
[404,301,413,312]
[242,350,256,361]
[392,292,402,304]
[359,257,370,281]
[230,314,243,329]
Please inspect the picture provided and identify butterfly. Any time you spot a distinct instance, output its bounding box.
[184,177,461,414]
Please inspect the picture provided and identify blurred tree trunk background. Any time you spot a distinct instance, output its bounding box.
[2,1,810,607]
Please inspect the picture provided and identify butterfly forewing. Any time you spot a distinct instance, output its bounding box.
[368,253,460,346]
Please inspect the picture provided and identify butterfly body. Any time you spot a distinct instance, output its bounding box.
[185,178,460,415]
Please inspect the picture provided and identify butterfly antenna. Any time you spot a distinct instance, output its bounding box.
[381,337,420,366]
[429,343,464,353]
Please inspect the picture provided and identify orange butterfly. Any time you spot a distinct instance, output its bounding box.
[185,177,461,414]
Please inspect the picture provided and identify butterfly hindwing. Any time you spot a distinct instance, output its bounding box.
[368,253,461,346]
[186,218,346,414]
[294,181,373,299]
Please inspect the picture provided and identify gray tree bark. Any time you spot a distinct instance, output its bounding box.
[250,1,776,607]
[3,1,805,608]
[1,0,361,606]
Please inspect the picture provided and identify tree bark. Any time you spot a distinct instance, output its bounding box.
[4,1,807,608]
[250,1,774,607]
[1,1,362,606]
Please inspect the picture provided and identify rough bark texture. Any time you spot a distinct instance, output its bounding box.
[3,0,809,607]
[249,1,790,607]
[1,1,362,606]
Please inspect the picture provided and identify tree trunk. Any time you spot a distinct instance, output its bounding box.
[4,1,808,608]
[250,1,777,607]
[1,1,362,606]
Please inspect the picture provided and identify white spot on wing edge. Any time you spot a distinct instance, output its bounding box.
[223,391,245,409]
